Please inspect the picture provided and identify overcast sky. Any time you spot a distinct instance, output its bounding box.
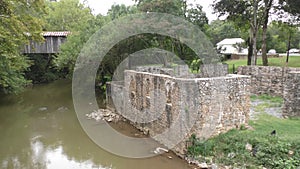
[83,0,219,22]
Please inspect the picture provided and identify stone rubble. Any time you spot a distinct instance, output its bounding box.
[86,109,120,123]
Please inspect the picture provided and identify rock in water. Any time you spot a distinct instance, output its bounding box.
[199,162,208,169]
[38,107,48,111]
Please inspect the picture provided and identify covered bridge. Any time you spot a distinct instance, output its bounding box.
[23,31,71,54]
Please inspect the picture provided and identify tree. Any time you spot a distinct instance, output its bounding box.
[279,0,300,64]
[213,0,261,65]
[0,0,45,93]
[107,4,138,20]
[135,0,186,16]
[42,0,96,75]
[185,4,209,32]
[135,0,208,31]
[278,0,300,19]
[206,20,242,45]
[261,0,273,66]
[54,14,108,73]
[44,0,94,31]
[277,22,298,63]
[133,0,208,64]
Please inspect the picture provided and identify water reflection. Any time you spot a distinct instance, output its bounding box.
[0,80,191,169]
[30,139,109,169]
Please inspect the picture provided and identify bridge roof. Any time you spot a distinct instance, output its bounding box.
[42,31,71,37]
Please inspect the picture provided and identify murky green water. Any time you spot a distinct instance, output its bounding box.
[0,80,191,169]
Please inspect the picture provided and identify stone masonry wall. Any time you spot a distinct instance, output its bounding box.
[237,66,300,97]
[282,71,300,117]
[199,64,228,77]
[108,70,251,156]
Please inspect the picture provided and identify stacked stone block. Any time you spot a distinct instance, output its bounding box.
[237,66,300,97]
[283,71,300,117]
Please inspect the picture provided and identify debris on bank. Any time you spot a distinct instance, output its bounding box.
[86,109,120,123]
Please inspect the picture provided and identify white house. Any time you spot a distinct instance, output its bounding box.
[216,38,247,54]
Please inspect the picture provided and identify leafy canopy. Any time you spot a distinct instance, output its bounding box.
[0,0,45,93]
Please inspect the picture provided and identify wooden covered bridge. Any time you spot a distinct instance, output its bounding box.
[23,31,71,54]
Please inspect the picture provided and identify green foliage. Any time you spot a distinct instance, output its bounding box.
[206,20,242,45]
[135,0,186,16]
[47,0,106,73]
[185,4,208,32]
[278,0,300,20]
[0,54,31,94]
[265,21,300,53]
[251,94,283,104]
[136,0,208,31]
[108,4,138,20]
[44,0,94,31]
[0,0,45,94]
[54,0,207,80]
[25,54,65,83]
[190,59,202,73]
[54,16,107,73]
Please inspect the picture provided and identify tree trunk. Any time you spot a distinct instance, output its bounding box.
[252,29,258,65]
[251,0,258,65]
[286,31,291,64]
[262,0,273,66]
[262,25,268,66]
[247,37,253,65]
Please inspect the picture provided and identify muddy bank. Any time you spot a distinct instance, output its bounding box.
[86,109,222,169]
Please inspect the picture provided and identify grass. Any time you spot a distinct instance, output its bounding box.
[251,95,283,112]
[250,94,283,104]
[187,95,300,168]
[224,56,300,73]
[250,113,300,142]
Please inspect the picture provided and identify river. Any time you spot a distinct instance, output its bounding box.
[0,80,192,169]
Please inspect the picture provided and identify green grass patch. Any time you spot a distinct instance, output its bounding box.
[187,113,300,168]
[224,56,300,73]
[251,94,283,104]
[250,113,300,142]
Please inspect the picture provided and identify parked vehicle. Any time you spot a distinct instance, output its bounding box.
[268,49,276,54]
[288,48,300,53]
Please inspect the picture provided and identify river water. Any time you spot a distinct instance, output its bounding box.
[0,80,191,169]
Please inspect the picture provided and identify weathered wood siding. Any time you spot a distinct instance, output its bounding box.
[23,36,67,54]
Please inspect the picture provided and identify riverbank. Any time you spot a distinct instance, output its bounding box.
[87,94,300,169]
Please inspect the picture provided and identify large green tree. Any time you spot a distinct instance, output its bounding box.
[0,0,45,93]
[133,0,208,64]
[135,0,186,16]
[54,15,108,73]
[44,0,94,31]
[107,4,138,20]
[42,0,96,74]
[206,20,242,45]
[185,4,209,32]
[213,0,263,65]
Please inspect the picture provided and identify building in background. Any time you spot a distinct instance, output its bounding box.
[217,38,247,55]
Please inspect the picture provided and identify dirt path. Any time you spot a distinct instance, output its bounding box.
[250,99,282,120]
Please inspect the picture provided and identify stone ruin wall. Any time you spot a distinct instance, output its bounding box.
[282,71,300,117]
[237,66,300,97]
[107,69,251,156]
[237,66,300,117]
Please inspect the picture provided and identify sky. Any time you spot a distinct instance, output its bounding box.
[83,0,219,22]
